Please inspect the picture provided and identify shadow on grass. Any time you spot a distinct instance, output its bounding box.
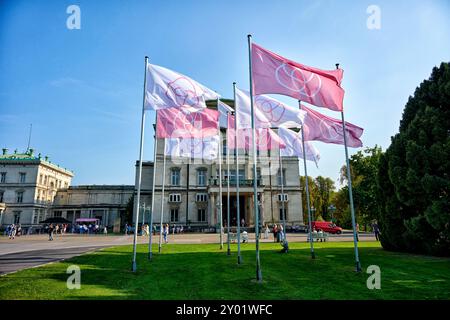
[1,243,449,300]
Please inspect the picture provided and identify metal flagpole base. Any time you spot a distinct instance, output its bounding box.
[237,255,242,265]
[311,251,316,259]
[227,248,231,255]
[355,261,362,272]
[132,261,137,272]
[158,246,162,254]
[256,267,262,283]
[148,252,152,260]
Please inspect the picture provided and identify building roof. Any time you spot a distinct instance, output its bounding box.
[68,185,134,191]
[0,148,74,176]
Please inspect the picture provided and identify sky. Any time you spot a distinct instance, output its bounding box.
[1,0,449,187]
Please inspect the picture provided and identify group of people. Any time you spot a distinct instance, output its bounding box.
[271,224,285,242]
[72,223,106,235]
[5,224,22,239]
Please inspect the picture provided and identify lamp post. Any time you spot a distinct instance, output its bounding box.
[328,204,336,223]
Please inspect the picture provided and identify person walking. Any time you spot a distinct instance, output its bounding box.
[272,224,278,243]
[163,224,169,244]
[124,223,128,235]
[9,224,16,240]
[355,223,360,242]
[279,224,284,242]
[372,220,381,241]
[48,224,54,241]
[264,224,269,239]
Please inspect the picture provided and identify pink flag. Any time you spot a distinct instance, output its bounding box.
[156,107,219,139]
[251,43,345,112]
[226,115,286,151]
[301,105,363,148]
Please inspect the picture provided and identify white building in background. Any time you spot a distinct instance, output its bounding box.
[0,148,74,227]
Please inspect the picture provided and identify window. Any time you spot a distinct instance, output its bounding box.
[53,211,62,217]
[277,169,286,186]
[168,194,181,202]
[196,193,208,202]
[0,191,3,202]
[33,210,38,224]
[0,172,6,183]
[19,172,26,183]
[197,169,206,186]
[197,208,206,222]
[64,182,68,188]
[39,174,43,185]
[222,139,227,156]
[13,211,21,224]
[277,194,289,202]
[227,170,244,183]
[279,207,287,221]
[171,169,180,186]
[44,175,47,185]
[16,191,24,203]
[170,208,179,222]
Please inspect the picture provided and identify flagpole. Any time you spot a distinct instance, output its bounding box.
[299,102,315,259]
[233,82,242,265]
[217,98,224,250]
[341,118,362,271]
[158,138,167,253]
[148,123,158,260]
[132,56,148,272]
[278,146,287,245]
[247,34,262,282]
[226,111,231,255]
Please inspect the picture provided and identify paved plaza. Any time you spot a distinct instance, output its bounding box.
[0,232,375,275]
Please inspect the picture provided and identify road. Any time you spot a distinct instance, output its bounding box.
[0,232,375,275]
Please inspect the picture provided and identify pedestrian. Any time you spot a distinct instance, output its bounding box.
[163,224,169,244]
[372,220,381,241]
[124,223,128,235]
[241,218,245,228]
[17,224,22,237]
[272,224,278,242]
[9,224,16,240]
[264,224,269,239]
[278,224,284,242]
[48,224,54,241]
[355,223,360,242]
[103,226,108,235]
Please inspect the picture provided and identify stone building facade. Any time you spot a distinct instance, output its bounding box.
[52,185,134,227]
[134,102,304,228]
[0,148,74,227]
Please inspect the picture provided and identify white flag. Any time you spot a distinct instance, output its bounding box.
[235,87,306,129]
[218,100,233,128]
[278,127,320,166]
[165,136,219,160]
[145,64,220,112]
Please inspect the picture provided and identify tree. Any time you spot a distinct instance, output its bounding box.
[122,194,134,227]
[340,146,384,230]
[377,62,450,256]
[315,176,336,220]
[300,176,335,222]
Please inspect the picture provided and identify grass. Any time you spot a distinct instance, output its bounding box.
[0,241,449,300]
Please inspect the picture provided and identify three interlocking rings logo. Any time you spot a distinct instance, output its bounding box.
[255,97,286,125]
[275,63,322,98]
[166,76,203,110]
[319,119,344,140]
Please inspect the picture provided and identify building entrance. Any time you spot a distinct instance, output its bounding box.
[222,195,245,227]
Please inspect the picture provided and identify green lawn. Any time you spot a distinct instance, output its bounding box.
[1,241,449,300]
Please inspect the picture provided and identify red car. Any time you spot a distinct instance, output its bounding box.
[311,221,343,234]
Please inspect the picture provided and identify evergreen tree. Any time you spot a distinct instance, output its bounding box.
[377,62,450,256]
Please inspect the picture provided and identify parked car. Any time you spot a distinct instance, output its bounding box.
[311,221,343,234]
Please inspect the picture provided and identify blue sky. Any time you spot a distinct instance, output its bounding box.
[1,0,449,187]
